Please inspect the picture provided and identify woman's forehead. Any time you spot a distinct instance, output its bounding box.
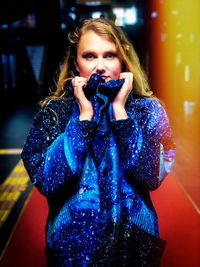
[81,27,115,41]
[78,30,117,50]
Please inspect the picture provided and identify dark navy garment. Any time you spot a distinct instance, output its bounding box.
[21,77,176,266]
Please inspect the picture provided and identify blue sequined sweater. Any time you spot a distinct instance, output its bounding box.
[21,79,176,266]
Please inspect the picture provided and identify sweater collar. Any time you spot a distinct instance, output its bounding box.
[69,73,124,123]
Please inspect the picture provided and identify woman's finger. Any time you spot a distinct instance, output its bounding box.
[72,77,87,99]
[120,72,133,92]
[72,77,93,120]
[113,72,133,107]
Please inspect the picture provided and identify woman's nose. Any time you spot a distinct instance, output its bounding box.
[96,57,105,74]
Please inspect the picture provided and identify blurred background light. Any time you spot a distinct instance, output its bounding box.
[69,12,76,20]
[61,23,66,29]
[92,11,102,18]
[125,7,137,25]
[0,24,8,29]
[85,1,101,6]
[113,6,137,26]
[151,11,157,18]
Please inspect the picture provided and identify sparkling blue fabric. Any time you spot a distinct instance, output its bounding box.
[68,73,124,123]
[21,76,176,266]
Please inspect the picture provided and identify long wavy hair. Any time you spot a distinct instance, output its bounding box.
[42,18,153,105]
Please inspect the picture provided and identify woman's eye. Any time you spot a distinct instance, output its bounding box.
[105,53,117,59]
[83,53,95,59]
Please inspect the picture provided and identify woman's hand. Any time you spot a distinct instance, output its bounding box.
[72,76,94,121]
[112,72,133,120]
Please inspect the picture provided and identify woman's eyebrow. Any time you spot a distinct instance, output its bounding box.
[104,50,117,53]
[81,50,96,54]
[81,49,117,54]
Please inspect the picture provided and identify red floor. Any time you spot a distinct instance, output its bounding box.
[0,174,200,267]
[151,175,200,267]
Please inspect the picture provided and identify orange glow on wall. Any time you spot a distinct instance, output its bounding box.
[149,0,200,213]
[150,0,200,113]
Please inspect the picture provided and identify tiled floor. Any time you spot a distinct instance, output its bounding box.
[0,103,39,255]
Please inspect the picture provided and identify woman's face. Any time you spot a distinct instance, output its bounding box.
[75,30,122,81]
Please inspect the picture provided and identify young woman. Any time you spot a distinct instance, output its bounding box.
[22,18,176,266]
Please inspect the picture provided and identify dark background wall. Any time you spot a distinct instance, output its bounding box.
[0,0,150,106]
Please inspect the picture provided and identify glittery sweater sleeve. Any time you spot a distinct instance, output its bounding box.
[21,98,96,197]
[110,97,176,191]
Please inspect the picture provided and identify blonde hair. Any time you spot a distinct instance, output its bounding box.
[42,18,152,104]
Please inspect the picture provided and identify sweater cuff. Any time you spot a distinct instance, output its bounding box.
[110,118,135,143]
[75,120,97,142]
